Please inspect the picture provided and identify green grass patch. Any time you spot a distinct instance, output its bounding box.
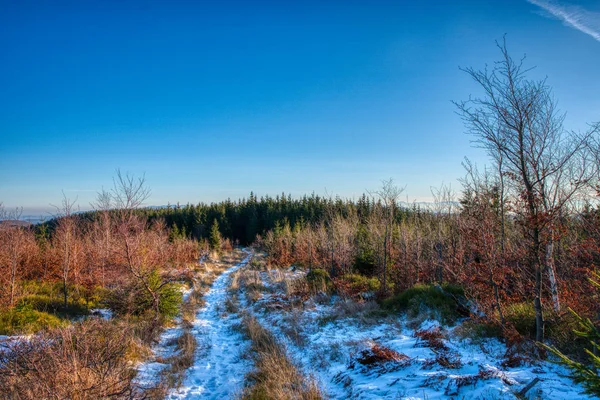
[0,303,66,335]
[306,268,333,293]
[0,281,111,335]
[382,283,465,324]
[503,302,536,338]
[504,302,586,355]
[454,320,503,342]
[341,274,380,293]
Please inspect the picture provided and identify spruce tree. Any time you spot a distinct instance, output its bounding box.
[209,218,222,251]
[543,271,600,396]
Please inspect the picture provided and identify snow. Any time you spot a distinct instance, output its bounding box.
[89,308,113,319]
[244,268,595,400]
[137,251,254,398]
[136,258,596,399]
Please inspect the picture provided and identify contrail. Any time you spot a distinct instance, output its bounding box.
[527,0,600,42]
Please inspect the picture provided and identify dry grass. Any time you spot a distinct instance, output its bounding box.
[0,319,138,399]
[239,316,322,400]
[154,331,198,392]
[279,310,306,347]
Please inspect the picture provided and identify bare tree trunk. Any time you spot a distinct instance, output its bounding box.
[308,240,313,272]
[435,242,443,284]
[10,260,17,308]
[63,236,70,308]
[383,224,388,294]
[532,227,545,342]
[545,232,560,312]
[493,279,505,325]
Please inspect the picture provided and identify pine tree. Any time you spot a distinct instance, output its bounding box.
[543,271,600,396]
[209,218,222,251]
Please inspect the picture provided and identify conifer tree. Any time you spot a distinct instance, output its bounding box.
[209,218,222,251]
[543,271,600,396]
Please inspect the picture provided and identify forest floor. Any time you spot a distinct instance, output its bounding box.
[141,250,594,400]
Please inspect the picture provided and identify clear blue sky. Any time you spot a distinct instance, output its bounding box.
[1,0,598,215]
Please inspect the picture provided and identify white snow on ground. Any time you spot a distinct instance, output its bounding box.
[246,268,595,400]
[136,251,253,398]
[90,308,113,319]
[168,252,253,399]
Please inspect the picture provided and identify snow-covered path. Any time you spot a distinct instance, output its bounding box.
[167,252,252,399]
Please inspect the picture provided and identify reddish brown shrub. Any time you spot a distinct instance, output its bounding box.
[414,326,449,351]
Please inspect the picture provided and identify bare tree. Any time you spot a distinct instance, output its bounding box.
[430,183,456,284]
[91,188,114,286]
[371,179,405,294]
[0,225,36,308]
[51,193,79,308]
[455,39,598,341]
[108,170,173,321]
[0,202,24,222]
[111,169,151,212]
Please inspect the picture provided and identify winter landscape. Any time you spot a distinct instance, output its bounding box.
[2,1,600,399]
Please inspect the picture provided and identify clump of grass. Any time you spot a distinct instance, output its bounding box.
[305,268,332,294]
[453,320,503,343]
[335,274,380,299]
[503,302,584,355]
[0,281,110,335]
[503,302,537,338]
[0,303,65,335]
[382,284,465,324]
[157,331,198,391]
[240,316,322,400]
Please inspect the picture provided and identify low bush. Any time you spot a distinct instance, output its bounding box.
[335,274,380,299]
[305,268,332,294]
[0,319,137,399]
[107,270,183,319]
[382,284,465,324]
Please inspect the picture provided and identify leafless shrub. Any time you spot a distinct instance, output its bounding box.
[0,319,137,399]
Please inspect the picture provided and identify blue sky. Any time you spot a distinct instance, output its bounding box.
[1,0,599,214]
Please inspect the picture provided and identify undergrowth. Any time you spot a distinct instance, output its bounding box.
[382,283,465,324]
